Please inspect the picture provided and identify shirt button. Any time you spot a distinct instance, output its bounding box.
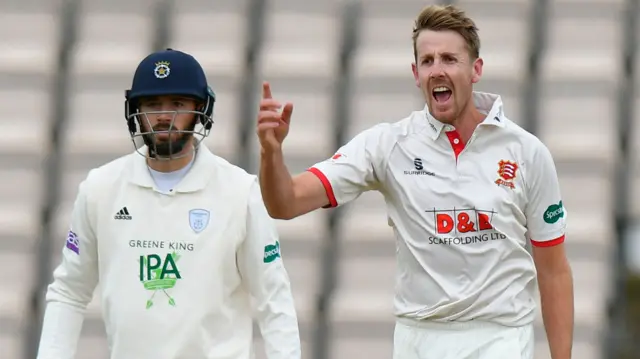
[445,126,454,131]
[453,138,460,144]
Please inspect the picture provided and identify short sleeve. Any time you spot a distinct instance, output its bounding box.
[307,125,388,208]
[524,143,567,247]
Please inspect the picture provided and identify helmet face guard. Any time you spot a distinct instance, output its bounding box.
[124,49,216,160]
[124,91,215,160]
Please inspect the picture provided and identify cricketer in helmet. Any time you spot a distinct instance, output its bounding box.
[125,48,216,161]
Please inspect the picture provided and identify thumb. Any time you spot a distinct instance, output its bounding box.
[281,103,294,125]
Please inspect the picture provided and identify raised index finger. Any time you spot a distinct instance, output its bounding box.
[262,81,272,99]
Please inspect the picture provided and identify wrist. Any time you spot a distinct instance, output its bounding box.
[260,145,283,159]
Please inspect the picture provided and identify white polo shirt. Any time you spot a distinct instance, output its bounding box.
[309,92,567,327]
[39,145,301,359]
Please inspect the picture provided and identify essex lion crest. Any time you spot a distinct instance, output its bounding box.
[189,209,210,233]
[495,160,518,189]
[154,61,171,79]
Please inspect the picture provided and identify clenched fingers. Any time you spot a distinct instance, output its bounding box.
[258,110,286,132]
[256,114,282,136]
[258,110,282,123]
[260,99,282,111]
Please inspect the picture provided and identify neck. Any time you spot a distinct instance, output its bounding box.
[449,101,485,144]
[146,149,194,173]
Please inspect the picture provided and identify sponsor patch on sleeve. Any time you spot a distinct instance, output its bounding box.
[65,230,80,255]
[543,201,565,224]
[263,241,281,263]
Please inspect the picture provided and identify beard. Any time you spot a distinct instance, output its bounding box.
[140,120,197,158]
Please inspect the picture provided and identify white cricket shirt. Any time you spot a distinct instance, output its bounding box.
[39,145,301,359]
[309,92,567,327]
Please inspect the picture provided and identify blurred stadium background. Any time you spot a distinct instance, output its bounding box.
[0,0,639,358]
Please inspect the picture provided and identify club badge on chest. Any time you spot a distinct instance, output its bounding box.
[495,160,518,190]
[189,209,210,233]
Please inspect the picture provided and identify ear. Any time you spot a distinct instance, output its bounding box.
[471,57,483,84]
[411,62,420,88]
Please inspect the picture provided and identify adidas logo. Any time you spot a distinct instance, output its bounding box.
[114,207,132,220]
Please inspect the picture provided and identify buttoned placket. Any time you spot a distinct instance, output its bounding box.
[444,125,478,156]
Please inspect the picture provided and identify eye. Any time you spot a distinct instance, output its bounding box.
[143,102,161,108]
[443,55,457,63]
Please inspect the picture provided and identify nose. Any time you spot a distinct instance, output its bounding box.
[156,107,176,123]
[156,111,173,121]
[429,64,446,79]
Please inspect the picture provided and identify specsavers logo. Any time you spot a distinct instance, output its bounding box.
[544,201,565,224]
[139,252,182,309]
[264,241,281,263]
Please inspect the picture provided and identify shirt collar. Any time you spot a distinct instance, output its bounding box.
[424,91,506,140]
[128,144,216,193]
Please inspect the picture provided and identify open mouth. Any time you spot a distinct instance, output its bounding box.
[432,86,452,103]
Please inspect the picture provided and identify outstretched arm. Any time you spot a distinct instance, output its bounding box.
[256,81,384,220]
[259,149,329,219]
[256,81,333,219]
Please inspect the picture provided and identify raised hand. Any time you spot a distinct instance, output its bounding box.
[256,81,294,153]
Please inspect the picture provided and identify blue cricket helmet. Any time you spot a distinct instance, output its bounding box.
[124,48,216,159]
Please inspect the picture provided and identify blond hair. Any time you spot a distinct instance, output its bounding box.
[412,5,480,60]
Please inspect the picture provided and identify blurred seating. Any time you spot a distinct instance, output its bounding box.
[0,1,60,353]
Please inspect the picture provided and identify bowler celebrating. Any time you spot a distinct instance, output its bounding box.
[256,5,573,359]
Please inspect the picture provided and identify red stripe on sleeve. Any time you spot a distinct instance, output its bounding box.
[531,235,565,247]
[307,167,338,208]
